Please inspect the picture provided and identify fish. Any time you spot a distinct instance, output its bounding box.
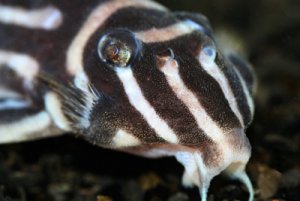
[0,0,256,200]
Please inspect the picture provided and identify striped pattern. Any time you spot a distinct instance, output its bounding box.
[0,1,256,200]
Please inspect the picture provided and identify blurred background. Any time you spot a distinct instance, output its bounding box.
[1,0,299,200]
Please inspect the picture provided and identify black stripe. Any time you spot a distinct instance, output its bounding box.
[0,66,44,124]
[0,24,49,53]
[179,57,241,130]
[228,54,256,94]
[101,7,178,32]
[0,107,40,123]
[132,43,213,146]
[0,65,26,95]
[218,56,253,127]
[0,0,48,8]
[0,65,45,114]
[87,96,166,146]
[0,0,108,10]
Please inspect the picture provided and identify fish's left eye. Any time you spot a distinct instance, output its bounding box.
[97,29,141,68]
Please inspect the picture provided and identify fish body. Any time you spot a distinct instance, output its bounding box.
[0,0,256,200]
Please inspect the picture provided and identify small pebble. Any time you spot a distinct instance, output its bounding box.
[257,164,282,199]
[138,172,162,191]
[97,195,113,201]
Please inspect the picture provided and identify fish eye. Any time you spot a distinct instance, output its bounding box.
[97,29,141,68]
[199,46,216,67]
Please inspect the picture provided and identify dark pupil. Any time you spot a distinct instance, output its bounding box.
[105,42,120,61]
[103,40,130,67]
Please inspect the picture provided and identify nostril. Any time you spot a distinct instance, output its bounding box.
[156,48,175,68]
[167,48,175,59]
[156,48,175,58]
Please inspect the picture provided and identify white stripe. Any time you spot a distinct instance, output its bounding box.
[45,92,71,131]
[159,57,224,142]
[198,47,245,127]
[135,20,204,43]
[0,87,22,99]
[113,129,141,147]
[0,50,39,89]
[0,5,62,30]
[66,0,166,76]
[116,67,178,143]
[0,99,30,110]
[233,67,255,117]
[0,111,52,143]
